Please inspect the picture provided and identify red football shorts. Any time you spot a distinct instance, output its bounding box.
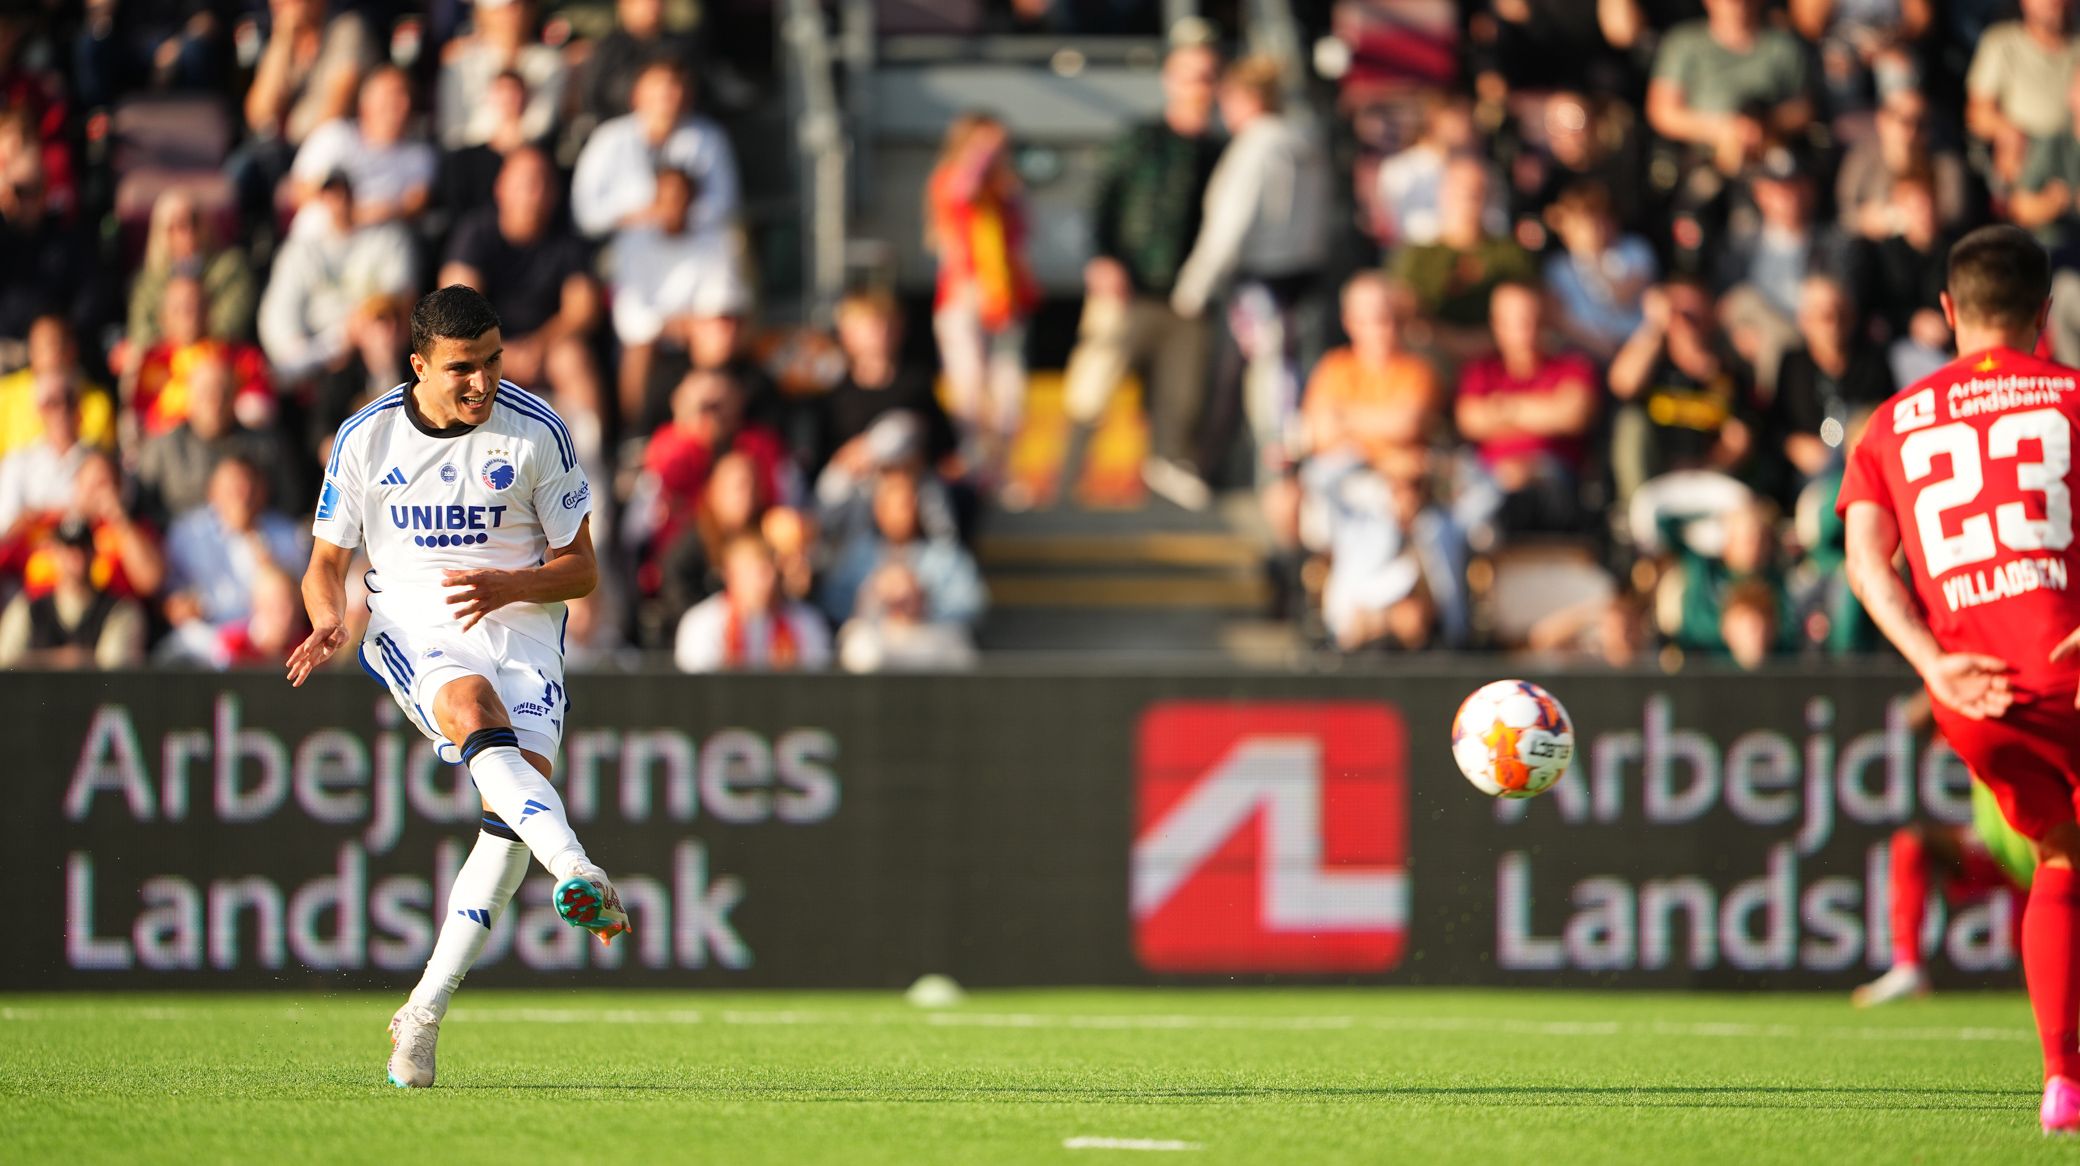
[1932,696,2080,842]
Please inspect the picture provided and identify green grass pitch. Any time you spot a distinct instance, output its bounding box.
[1,989,2069,1164]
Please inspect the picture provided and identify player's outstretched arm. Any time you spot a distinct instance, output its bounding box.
[1844,501,2014,721]
[443,515,598,632]
[288,538,356,687]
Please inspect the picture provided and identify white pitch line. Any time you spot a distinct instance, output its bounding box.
[0,1005,2037,1045]
[1063,1137,1203,1152]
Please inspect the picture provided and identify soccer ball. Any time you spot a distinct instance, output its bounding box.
[1450,680,1575,799]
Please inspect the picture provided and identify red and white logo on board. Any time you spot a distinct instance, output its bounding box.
[1132,702,1409,974]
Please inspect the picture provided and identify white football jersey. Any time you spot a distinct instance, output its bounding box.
[313,379,592,650]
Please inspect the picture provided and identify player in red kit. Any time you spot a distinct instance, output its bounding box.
[1841,225,2080,1133]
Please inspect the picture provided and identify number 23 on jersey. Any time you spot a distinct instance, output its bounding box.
[1900,405,2073,577]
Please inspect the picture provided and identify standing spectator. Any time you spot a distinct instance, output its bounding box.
[440,147,604,430]
[231,0,375,223]
[0,316,113,459]
[126,187,258,354]
[0,154,110,350]
[1645,0,1812,168]
[837,560,979,673]
[608,166,750,428]
[1836,88,1973,241]
[1389,158,1535,343]
[673,533,831,672]
[287,65,439,227]
[0,377,93,533]
[1060,40,1222,509]
[258,172,417,382]
[436,0,567,150]
[570,58,740,242]
[131,278,277,438]
[136,355,294,523]
[1607,279,1758,505]
[818,466,988,629]
[1172,56,1331,486]
[1455,283,1600,536]
[576,0,697,132]
[1965,0,2078,186]
[925,112,1040,478]
[1543,180,1658,360]
[0,517,146,669]
[1372,93,1504,248]
[1770,274,1895,491]
[163,456,307,630]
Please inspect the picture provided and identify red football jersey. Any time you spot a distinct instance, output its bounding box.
[1839,346,2080,698]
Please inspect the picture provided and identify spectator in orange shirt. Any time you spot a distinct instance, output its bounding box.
[1299,272,1440,468]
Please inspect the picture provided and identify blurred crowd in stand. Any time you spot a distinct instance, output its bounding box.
[0,0,2064,673]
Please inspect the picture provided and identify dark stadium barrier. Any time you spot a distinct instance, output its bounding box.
[6,666,2015,992]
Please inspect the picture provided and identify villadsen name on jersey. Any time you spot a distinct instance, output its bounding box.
[313,380,591,649]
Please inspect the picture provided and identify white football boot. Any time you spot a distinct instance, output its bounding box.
[387,1003,441,1088]
[554,863,632,947]
[1851,965,1931,1008]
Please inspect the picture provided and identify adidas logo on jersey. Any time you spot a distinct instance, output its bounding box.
[380,467,408,486]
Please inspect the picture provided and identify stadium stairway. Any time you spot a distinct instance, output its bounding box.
[974,372,1295,663]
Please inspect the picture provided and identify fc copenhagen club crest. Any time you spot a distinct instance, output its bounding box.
[479,451,516,492]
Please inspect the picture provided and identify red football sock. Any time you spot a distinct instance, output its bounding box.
[2023,864,2080,1082]
[1889,827,1929,969]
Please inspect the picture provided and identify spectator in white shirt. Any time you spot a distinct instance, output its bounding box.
[0,376,90,533]
[435,0,568,150]
[837,560,979,673]
[258,172,417,381]
[674,532,832,672]
[571,58,740,241]
[163,456,308,629]
[288,65,438,226]
[610,165,750,421]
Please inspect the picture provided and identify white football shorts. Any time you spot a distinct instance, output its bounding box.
[358,615,569,765]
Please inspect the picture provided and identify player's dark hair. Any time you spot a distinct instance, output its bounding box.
[1947,225,2051,329]
[410,285,502,359]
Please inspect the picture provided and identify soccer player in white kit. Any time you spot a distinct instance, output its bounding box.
[285,286,629,1089]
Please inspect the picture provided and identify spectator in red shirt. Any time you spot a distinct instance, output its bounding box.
[132,276,277,437]
[635,367,790,597]
[1455,282,1599,536]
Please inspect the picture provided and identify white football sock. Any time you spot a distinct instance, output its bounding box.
[408,829,530,1019]
[460,728,590,881]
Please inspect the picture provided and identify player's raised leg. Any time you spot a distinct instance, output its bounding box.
[431,674,629,943]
